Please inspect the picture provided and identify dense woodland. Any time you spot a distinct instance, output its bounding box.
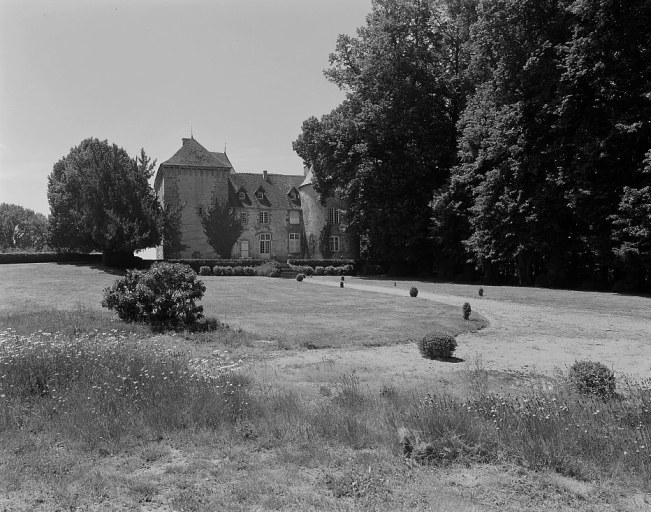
[293,0,651,291]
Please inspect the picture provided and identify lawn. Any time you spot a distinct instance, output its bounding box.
[0,263,649,511]
[0,263,486,349]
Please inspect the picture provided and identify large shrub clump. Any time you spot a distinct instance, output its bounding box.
[102,262,206,329]
[569,360,616,398]
[417,333,457,360]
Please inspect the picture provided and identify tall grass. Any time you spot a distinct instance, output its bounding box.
[0,327,250,448]
[250,372,650,489]
[2,309,649,492]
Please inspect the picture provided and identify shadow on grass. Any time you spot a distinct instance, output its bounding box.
[56,261,126,276]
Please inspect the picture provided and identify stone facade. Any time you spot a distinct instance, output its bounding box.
[154,137,358,261]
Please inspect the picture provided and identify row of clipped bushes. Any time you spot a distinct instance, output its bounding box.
[198,261,281,278]
[287,259,355,268]
[0,252,103,264]
[290,263,354,276]
[168,259,267,273]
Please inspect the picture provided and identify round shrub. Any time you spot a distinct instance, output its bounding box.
[296,273,305,282]
[244,266,256,276]
[102,262,205,329]
[409,287,418,297]
[340,264,354,275]
[417,333,457,360]
[212,266,224,276]
[315,266,325,275]
[478,287,484,297]
[569,361,616,398]
[199,266,212,276]
[233,266,245,276]
[462,302,471,320]
[324,265,337,276]
[256,261,280,277]
[222,266,234,276]
[304,266,315,276]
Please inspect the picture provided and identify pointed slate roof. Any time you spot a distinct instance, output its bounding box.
[162,137,233,169]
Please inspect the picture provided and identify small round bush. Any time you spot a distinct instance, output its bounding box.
[199,266,212,276]
[296,273,305,282]
[245,266,256,276]
[304,266,315,276]
[212,266,224,276]
[315,266,325,275]
[409,287,418,297]
[478,287,484,297]
[462,302,471,320]
[324,265,337,276]
[222,266,234,276]
[233,266,244,276]
[102,262,205,329]
[340,264,354,275]
[418,333,457,360]
[569,360,616,398]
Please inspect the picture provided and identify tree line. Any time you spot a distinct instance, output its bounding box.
[293,0,651,290]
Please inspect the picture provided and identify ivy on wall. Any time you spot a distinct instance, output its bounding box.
[319,223,332,259]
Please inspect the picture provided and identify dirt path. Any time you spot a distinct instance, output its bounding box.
[251,278,651,396]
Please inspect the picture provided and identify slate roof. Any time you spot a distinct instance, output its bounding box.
[161,137,233,169]
[229,173,304,210]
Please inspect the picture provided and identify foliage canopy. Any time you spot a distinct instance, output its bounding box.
[47,138,163,264]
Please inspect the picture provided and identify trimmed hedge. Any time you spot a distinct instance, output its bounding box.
[290,262,354,275]
[0,252,103,264]
[167,259,266,273]
[288,259,355,268]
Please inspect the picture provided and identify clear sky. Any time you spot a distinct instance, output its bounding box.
[0,0,372,217]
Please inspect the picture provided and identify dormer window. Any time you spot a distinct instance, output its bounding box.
[256,191,265,201]
[288,188,298,200]
[239,191,246,201]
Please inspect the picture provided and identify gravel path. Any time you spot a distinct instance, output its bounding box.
[252,278,651,396]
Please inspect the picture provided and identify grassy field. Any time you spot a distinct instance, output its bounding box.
[0,263,650,511]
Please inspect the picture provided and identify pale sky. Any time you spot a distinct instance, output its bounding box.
[0,0,372,217]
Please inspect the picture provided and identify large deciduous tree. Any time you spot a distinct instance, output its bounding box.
[48,138,163,266]
[294,0,477,269]
[0,203,48,251]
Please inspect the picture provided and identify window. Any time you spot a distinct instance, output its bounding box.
[259,233,271,255]
[238,191,246,201]
[256,191,265,201]
[288,189,298,200]
[329,208,340,224]
[240,240,249,258]
[196,205,204,217]
[329,236,340,252]
[289,233,300,253]
[240,212,249,225]
[259,211,269,224]
[289,210,300,224]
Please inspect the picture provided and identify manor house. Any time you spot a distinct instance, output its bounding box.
[154,137,358,261]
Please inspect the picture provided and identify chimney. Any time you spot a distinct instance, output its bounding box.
[263,170,268,181]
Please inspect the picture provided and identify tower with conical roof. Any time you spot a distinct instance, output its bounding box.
[154,136,233,258]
